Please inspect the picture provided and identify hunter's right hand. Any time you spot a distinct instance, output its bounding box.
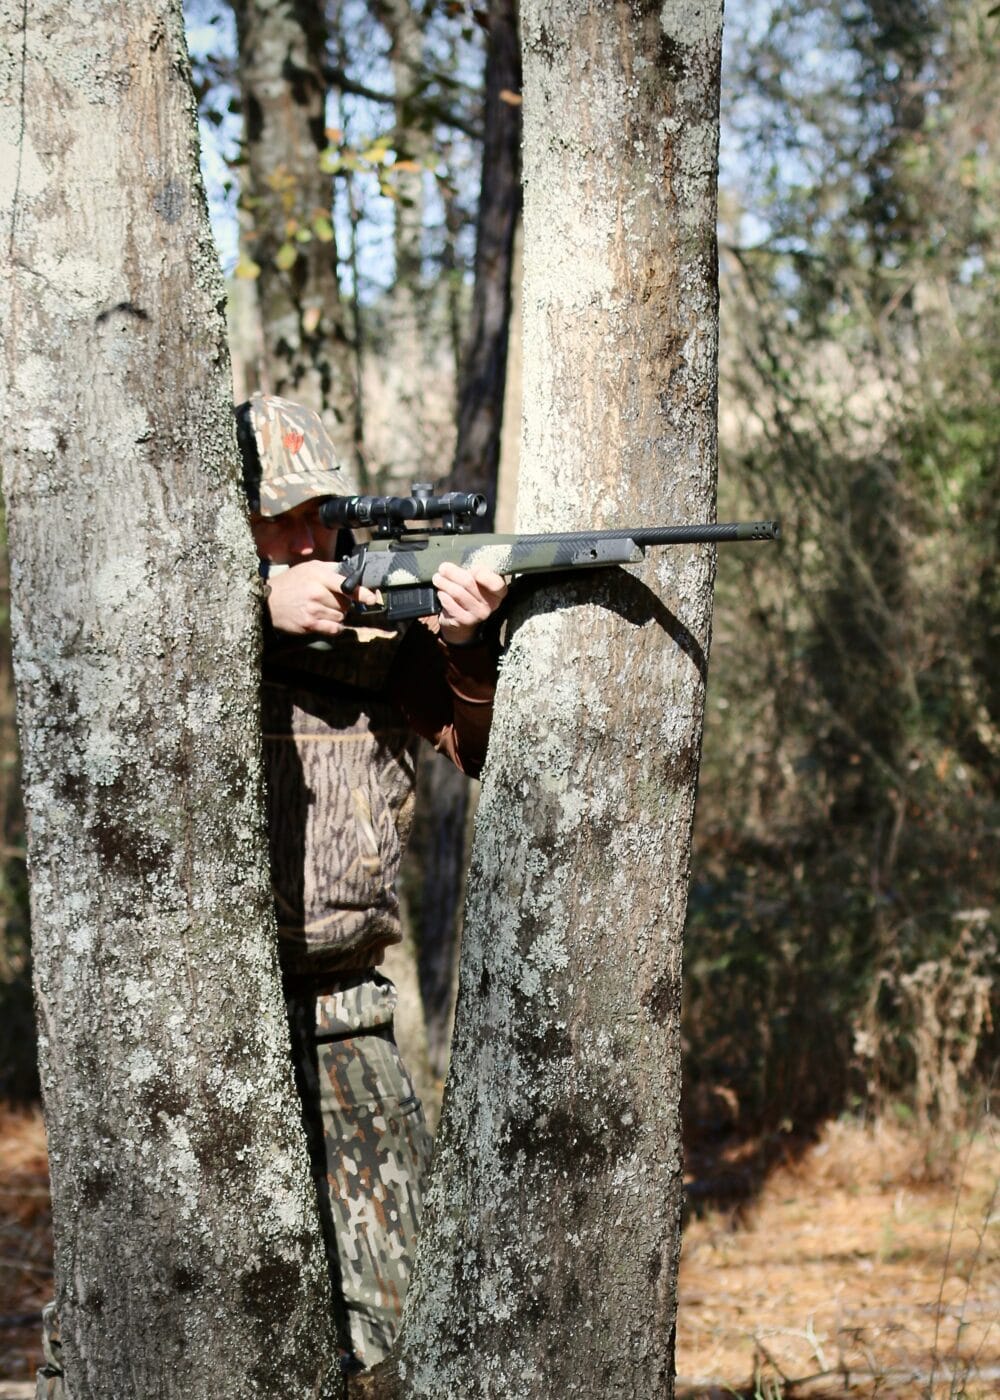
[266,562,380,636]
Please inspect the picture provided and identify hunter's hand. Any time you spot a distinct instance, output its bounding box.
[266,561,380,637]
[432,562,508,646]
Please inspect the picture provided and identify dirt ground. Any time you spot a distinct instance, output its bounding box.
[1,1106,997,1396]
[676,1117,999,1398]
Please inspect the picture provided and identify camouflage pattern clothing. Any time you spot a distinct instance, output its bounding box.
[240,396,497,1369]
[261,621,420,977]
[263,611,496,1368]
[35,1302,65,1400]
[287,972,433,1368]
[234,392,356,516]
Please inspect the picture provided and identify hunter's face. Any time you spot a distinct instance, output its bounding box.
[250,499,340,566]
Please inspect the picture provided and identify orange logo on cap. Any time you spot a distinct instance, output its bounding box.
[283,431,305,454]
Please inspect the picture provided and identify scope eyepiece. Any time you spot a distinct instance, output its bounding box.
[430,492,488,519]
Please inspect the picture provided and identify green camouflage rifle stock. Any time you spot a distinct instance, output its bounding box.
[319,486,780,625]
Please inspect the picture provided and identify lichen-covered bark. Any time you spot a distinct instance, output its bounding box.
[0,2,339,1395]
[231,0,356,444]
[397,2,724,1396]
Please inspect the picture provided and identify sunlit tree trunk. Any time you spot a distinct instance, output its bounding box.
[366,0,433,485]
[0,1,339,1394]
[230,0,356,451]
[367,2,726,1395]
[370,0,428,295]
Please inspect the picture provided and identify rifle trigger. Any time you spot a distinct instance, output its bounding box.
[340,564,364,595]
[339,544,368,596]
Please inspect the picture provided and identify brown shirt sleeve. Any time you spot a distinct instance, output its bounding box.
[388,619,500,778]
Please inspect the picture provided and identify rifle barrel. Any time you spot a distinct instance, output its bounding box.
[513,521,780,547]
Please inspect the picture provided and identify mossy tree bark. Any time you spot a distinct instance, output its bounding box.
[0,1,339,1395]
[386,1,725,1395]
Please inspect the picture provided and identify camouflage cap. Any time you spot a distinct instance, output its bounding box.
[235,392,356,517]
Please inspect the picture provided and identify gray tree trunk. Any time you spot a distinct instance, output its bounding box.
[388,2,725,1395]
[371,0,428,295]
[230,0,357,451]
[369,0,434,486]
[0,2,339,1396]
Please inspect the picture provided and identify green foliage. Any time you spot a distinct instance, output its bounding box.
[685,0,1000,1142]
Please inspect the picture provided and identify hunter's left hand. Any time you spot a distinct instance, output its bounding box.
[432,562,508,646]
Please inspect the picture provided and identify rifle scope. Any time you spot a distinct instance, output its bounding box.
[320,485,488,533]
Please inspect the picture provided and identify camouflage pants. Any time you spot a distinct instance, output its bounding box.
[36,1302,64,1400]
[286,970,433,1370]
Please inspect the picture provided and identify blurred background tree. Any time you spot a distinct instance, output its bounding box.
[686,0,1000,1182]
[3,0,996,1182]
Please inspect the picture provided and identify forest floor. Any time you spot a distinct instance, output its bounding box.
[0,1105,997,1397]
[676,1115,999,1398]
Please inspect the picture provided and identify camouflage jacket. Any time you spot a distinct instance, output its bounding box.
[261,618,497,981]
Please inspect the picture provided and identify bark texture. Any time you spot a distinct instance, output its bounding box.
[397,2,724,1395]
[231,0,356,446]
[0,2,339,1396]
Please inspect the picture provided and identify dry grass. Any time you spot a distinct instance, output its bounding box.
[0,1105,50,1383]
[1,1107,997,1394]
[677,1115,1000,1398]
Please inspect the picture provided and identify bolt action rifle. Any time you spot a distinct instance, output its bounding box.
[319,484,780,625]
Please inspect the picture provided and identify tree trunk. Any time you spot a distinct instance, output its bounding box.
[404,0,523,1081]
[368,0,434,486]
[402,762,476,1082]
[230,0,356,451]
[395,2,725,1394]
[0,2,339,1396]
[451,0,521,521]
[371,0,428,296]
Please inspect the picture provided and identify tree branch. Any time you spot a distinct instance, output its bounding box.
[323,61,483,140]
